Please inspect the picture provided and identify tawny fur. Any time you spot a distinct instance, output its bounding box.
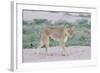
[37,26,74,56]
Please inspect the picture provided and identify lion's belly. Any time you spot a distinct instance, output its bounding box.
[49,33,68,43]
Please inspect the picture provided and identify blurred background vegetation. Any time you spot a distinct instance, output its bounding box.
[23,18,91,49]
[23,10,91,48]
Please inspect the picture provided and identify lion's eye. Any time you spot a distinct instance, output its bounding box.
[70,30,73,35]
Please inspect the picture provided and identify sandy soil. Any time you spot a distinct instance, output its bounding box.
[23,46,91,62]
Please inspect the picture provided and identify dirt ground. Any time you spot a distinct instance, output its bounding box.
[22,46,91,62]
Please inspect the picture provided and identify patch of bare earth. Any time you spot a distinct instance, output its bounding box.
[23,46,91,62]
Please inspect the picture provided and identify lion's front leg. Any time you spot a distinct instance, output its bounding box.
[43,37,49,56]
[60,40,70,56]
[60,41,66,56]
[36,41,44,55]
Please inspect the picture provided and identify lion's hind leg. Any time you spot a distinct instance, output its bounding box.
[36,41,44,55]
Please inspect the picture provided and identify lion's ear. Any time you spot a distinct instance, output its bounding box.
[67,26,75,32]
[71,26,75,30]
[64,24,67,28]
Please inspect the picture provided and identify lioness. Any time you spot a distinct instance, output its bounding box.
[36,26,74,56]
